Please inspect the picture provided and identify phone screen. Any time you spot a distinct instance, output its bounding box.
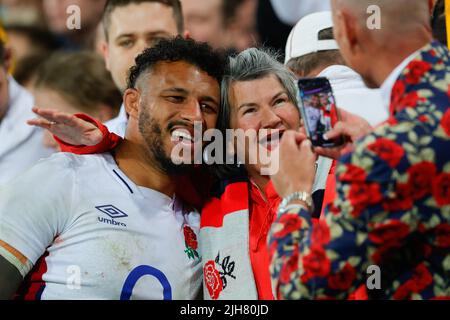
[297,77,344,148]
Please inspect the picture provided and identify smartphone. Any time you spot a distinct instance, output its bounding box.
[297,77,344,148]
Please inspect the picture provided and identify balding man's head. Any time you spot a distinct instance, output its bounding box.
[332,0,430,35]
[330,0,433,87]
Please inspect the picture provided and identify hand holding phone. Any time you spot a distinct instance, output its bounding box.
[297,77,344,148]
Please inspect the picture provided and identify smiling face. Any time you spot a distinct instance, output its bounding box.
[104,2,179,92]
[229,74,300,176]
[125,60,220,174]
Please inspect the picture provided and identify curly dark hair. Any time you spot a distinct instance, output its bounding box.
[128,36,227,89]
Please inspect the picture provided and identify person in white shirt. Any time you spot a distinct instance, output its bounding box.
[284,11,390,214]
[285,11,389,127]
[0,37,226,300]
[0,40,53,185]
[269,0,449,300]
[71,0,184,137]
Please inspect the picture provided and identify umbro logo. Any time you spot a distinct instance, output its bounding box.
[96,205,128,227]
[96,205,128,218]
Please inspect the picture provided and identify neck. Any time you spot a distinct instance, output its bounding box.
[371,31,432,87]
[114,139,176,197]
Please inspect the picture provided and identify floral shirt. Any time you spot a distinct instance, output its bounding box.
[269,41,450,300]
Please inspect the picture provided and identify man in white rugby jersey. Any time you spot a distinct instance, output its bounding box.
[0,37,225,300]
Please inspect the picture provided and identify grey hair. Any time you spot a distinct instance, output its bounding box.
[213,47,299,179]
[219,48,298,133]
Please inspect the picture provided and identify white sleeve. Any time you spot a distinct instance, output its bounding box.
[0,154,76,277]
[270,0,331,25]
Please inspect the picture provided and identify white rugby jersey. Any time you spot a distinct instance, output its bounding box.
[105,104,127,138]
[0,153,202,300]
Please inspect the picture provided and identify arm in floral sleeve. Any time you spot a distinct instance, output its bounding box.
[269,131,427,300]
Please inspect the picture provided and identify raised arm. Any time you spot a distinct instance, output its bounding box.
[28,107,103,146]
[28,107,122,154]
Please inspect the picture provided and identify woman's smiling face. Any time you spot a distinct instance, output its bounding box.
[229,74,301,176]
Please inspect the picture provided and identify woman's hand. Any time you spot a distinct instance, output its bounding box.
[27,107,103,146]
[271,130,317,199]
[314,109,373,160]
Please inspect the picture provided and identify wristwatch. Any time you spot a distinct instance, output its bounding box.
[277,191,313,216]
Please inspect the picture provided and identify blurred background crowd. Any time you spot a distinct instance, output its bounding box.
[0,0,446,182]
[0,0,446,176]
[0,0,333,90]
[1,0,445,97]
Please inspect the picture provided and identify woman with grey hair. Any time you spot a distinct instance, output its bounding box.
[199,48,323,300]
[30,47,322,300]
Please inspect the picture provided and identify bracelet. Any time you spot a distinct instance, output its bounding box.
[277,191,313,216]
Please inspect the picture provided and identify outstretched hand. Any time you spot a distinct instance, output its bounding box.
[27,107,103,146]
[270,131,317,199]
[314,109,373,160]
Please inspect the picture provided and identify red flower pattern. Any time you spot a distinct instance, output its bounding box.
[183,225,198,250]
[393,264,433,300]
[369,220,410,245]
[367,138,405,168]
[435,223,450,248]
[273,214,302,239]
[269,43,450,300]
[348,182,383,217]
[340,164,367,183]
[203,261,223,300]
[432,173,450,206]
[405,61,432,84]
[407,161,437,200]
[382,183,413,212]
[311,220,331,246]
[279,244,299,284]
[301,246,331,283]
[328,263,357,291]
[441,108,450,137]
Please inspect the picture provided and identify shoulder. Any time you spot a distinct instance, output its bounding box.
[396,43,450,100]
[338,123,413,183]
[339,109,446,182]
[34,152,103,172]
[2,153,109,191]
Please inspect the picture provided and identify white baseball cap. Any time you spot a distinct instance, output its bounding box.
[285,11,339,64]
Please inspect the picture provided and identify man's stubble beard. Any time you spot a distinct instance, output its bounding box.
[138,107,194,176]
